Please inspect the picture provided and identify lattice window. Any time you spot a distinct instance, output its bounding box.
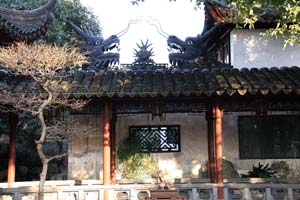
[129,125,180,153]
[239,115,300,159]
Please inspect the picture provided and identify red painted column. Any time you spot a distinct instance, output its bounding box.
[102,100,111,200]
[214,107,224,199]
[206,109,216,183]
[110,115,116,184]
[7,113,17,187]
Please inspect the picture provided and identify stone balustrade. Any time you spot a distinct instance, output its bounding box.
[1,180,300,200]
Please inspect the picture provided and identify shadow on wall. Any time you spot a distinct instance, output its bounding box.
[243,32,270,65]
[232,29,300,68]
[156,156,207,180]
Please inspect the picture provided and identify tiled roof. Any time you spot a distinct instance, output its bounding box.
[0,0,56,43]
[1,66,300,99]
[206,1,233,25]
[204,0,280,31]
[202,0,233,33]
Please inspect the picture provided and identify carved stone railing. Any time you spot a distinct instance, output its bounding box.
[1,180,300,200]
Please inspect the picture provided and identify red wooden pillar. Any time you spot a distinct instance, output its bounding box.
[110,114,117,184]
[7,113,17,187]
[102,100,112,200]
[214,107,224,199]
[206,108,216,183]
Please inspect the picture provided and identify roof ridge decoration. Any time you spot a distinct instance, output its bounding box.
[68,16,230,72]
[167,34,232,70]
[0,0,57,42]
[67,20,120,72]
[133,39,155,64]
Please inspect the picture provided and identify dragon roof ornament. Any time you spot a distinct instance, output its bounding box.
[68,17,170,71]
[167,32,232,70]
[68,17,229,71]
[67,20,120,71]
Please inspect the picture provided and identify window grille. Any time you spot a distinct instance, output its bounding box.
[129,125,180,153]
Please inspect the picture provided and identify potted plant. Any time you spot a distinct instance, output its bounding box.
[117,136,159,182]
[118,137,185,199]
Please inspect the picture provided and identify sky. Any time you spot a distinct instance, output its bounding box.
[80,0,204,63]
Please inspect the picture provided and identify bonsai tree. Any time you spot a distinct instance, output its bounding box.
[0,42,87,200]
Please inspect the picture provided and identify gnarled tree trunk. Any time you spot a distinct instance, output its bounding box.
[36,91,52,200]
[36,143,48,200]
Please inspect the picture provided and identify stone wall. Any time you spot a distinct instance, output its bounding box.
[68,115,103,180]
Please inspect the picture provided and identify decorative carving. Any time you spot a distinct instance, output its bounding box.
[67,20,120,71]
[129,125,180,152]
[168,34,205,66]
[133,39,155,64]
[167,34,232,70]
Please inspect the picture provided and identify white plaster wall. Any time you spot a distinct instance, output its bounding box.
[67,112,300,180]
[68,115,103,180]
[230,29,300,68]
[115,113,208,179]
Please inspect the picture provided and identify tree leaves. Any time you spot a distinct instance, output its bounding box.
[223,0,300,47]
[46,0,102,46]
[129,0,300,46]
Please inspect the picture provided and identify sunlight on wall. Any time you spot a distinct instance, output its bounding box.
[191,163,201,178]
[70,166,100,180]
[158,159,182,178]
[230,29,300,68]
[1,195,12,200]
[245,35,258,62]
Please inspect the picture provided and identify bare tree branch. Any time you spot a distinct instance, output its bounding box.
[47,153,67,163]
[0,42,88,200]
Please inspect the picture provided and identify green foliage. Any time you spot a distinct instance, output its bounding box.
[47,0,101,46]
[225,0,300,47]
[118,137,159,179]
[0,0,102,46]
[242,163,277,178]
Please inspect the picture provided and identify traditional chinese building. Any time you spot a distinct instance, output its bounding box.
[1,0,300,200]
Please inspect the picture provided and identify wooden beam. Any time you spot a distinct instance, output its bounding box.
[214,107,224,199]
[102,100,112,200]
[206,108,216,183]
[7,113,17,187]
